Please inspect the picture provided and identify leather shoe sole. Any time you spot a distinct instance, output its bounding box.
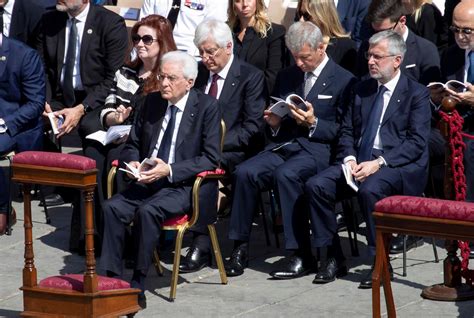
[270,268,312,280]
[358,270,394,289]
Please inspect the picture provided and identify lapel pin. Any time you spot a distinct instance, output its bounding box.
[323,83,326,86]
[0,56,6,61]
[397,99,400,102]
[87,29,93,34]
[191,113,194,117]
[232,82,235,86]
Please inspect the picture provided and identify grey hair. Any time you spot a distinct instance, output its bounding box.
[369,30,406,59]
[285,21,323,52]
[160,51,198,80]
[194,19,233,48]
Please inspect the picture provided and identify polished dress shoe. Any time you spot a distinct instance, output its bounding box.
[389,235,424,254]
[39,193,65,207]
[225,247,249,277]
[138,293,147,309]
[179,246,211,273]
[313,258,347,284]
[358,263,393,289]
[269,255,313,279]
[0,208,16,236]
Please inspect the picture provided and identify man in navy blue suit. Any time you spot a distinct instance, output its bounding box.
[0,34,45,234]
[336,0,371,46]
[224,21,355,279]
[305,30,431,288]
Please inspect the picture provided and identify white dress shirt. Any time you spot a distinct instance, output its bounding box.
[61,3,90,91]
[2,0,15,37]
[140,0,228,57]
[204,54,234,99]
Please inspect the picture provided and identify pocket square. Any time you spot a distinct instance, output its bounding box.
[405,64,416,69]
[318,94,332,99]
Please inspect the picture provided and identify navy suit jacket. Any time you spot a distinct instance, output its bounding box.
[269,59,356,168]
[337,0,371,46]
[37,4,128,110]
[120,89,221,185]
[195,58,266,166]
[356,30,441,85]
[0,36,45,151]
[8,0,45,48]
[337,73,431,195]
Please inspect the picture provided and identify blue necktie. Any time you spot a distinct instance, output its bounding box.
[358,85,387,162]
[157,105,178,163]
[63,18,77,107]
[468,51,474,84]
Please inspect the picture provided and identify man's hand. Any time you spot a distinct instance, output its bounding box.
[429,86,448,106]
[56,104,86,137]
[42,102,53,118]
[289,101,317,128]
[264,109,282,129]
[113,105,133,125]
[138,158,170,184]
[347,159,357,171]
[353,159,380,182]
[125,161,140,179]
[445,83,474,107]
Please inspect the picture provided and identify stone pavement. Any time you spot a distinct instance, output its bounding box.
[1,145,474,317]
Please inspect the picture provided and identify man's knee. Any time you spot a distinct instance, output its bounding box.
[274,165,298,184]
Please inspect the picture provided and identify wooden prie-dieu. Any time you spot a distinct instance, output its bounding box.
[12,151,140,317]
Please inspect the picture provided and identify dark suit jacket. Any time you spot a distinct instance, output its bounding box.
[326,37,357,74]
[337,0,371,46]
[8,0,44,48]
[120,89,221,185]
[356,29,441,85]
[233,23,286,94]
[406,3,448,52]
[337,73,431,195]
[269,59,356,168]
[37,4,128,110]
[0,36,45,151]
[194,58,266,168]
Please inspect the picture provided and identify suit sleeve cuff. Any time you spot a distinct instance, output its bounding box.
[343,155,357,164]
[167,164,173,183]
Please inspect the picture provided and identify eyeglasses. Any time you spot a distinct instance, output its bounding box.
[131,34,158,46]
[157,73,182,84]
[364,52,398,61]
[375,19,400,33]
[449,25,473,35]
[296,11,312,22]
[199,47,222,61]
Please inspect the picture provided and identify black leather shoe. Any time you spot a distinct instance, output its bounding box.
[389,235,424,254]
[269,255,314,279]
[138,293,147,309]
[358,263,394,289]
[39,193,65,207]
[225,247,249,277]
[179,246,211,273]
[313,258,347,284]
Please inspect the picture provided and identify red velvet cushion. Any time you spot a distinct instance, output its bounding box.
[13,151,96,170]
[196,168,226,177]
[163,214,188,226]
[375,196,474,222]
[39,274,130,292]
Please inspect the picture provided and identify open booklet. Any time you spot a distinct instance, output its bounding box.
[47,113,64,135]
[85,125,132,146]
[268,94,307,118]
[427,80,468,93]
[118,158,157,179]
[341,163,358,192]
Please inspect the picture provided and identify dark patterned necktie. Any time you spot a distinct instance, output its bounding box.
[157,105,178,163]
[208,73,220,98]
[0,7,4,34]
[63,18,78,107]
[358,85,387,162]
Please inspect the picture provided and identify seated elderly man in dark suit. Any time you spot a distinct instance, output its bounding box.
[305,30,431,288]
[100,51,221,308]
[177,19,266,274]
[224,21,356,278]
[0,34,45,235]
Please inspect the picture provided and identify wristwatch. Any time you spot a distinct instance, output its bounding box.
[0,118,7,134]
[377,156,385,168]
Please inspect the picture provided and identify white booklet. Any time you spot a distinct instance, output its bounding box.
[268,94,308,118]
[341,163,358,192]
[427,80,467,93]
[85,125,132,146]
[47,112,64,135]
[118,158,157,179]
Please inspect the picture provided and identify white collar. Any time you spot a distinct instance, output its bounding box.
[211,54,234,81]
[4,0,15,15]
[378,69,401,92]
[168,90,190,112]
[68,2,90,22]
[308,54,329,78]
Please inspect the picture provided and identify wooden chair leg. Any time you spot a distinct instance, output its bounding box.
[107,166,117,199]
[372,231,384,318]
[381,233,396,318]
[169,226,186,302]
[153,248,164,277]
[431,238,439,263]
[208,224,228,285]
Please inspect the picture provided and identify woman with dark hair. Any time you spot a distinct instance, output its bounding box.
[296,0,357,74]
[228,0,286,95]
[83,15,177,238]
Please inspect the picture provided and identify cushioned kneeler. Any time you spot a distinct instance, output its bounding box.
[371,195,474,318]
[12,151,139,317]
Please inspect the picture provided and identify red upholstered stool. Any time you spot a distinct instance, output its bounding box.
[372,195,474,318]
[12,151,139,317]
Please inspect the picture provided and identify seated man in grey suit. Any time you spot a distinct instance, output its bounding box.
[306,30,431,288]
[224,21,355,279]
[100,51,221,309]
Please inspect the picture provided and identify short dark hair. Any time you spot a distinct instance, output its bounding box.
[366,0,405,24]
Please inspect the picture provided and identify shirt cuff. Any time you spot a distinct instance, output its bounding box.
[100,107,116,128]
[308,118,318,137]
[270,126,280,137]
[343,155,357,164]
[167,164,173,183]
[378,156,387,166]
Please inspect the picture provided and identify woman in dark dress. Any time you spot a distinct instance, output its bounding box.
[296,0,357,74]
[228,0,286,95]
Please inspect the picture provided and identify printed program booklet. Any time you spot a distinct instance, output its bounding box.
[341,163,358,192]
[118,158,157,179]
[427,80,468,93]
[85,125,132,146]
[268,94,308,118]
